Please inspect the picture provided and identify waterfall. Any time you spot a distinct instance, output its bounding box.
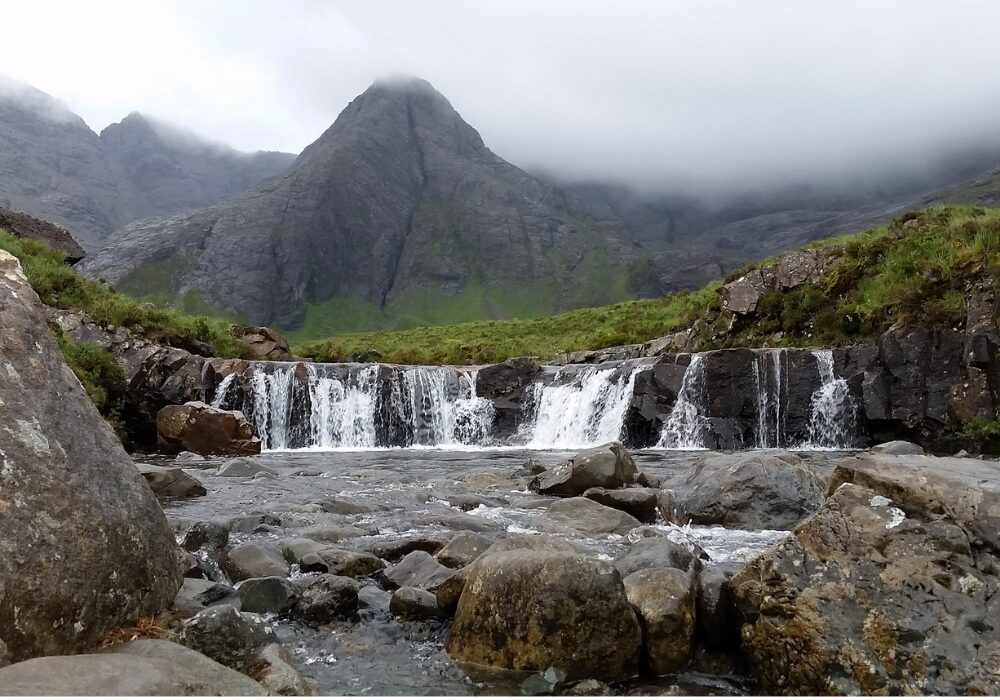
[524,361,649,449]
[753,349,786,448]
[657,354,708,449]
[210,373,235,409]
[405,368,494,446]
[803,350,856,449]
[307,365,379,449]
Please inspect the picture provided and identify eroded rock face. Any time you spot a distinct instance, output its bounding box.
[447,551,642,681]
[156,401,261,456]
[0,250,181,664]
[663,450,824,529]
[231,325,293,362]
[531,442,639,497]
[731,454,1000,695]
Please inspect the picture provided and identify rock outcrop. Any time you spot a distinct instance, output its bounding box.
[0,250,181,664]
[731,452,1000,695]
[447,550,642,681]
[231,325,293,361]
[156,401,261,456]
[0,207,85,262]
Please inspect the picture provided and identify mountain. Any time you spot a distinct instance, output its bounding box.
[0,75,295,249]
[80,78,661,332]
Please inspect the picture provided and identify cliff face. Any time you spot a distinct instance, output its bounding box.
[81,78,654,331]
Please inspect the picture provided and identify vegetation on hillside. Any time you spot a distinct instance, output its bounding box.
[299,205,1000,364]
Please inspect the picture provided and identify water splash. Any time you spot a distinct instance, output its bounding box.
[802,349,857,449]
[210,373,235,409]
[658,354,708,449]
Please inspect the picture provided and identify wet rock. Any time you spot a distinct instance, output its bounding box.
[521,666,568,695]
[299,524,377,542]
[319,497,377,514]
[222,542,291,582]
[446,551,642,681]
[0,640,266,695]
[182,521,230,553]
[303,547,385,578]
[870,439,924,455]
[175,450,207,463]
[218,457,277,478]
[624,568,696,675]
[367,536,446,561]
[181,604,276,672]
[513,496,560,510]
[228,513,283,533]
[231,324,293,361]
[663,449,824,530]
[475,357,541,437]
[291,575,360,626]
[444,492,501,511]
[560,678,614,696]
[731,467,1000,695]
[435,532,492,568]
[614,536,705,578]
[418,512,503,533]
[173,578,240,618]
[156,401,261,456]
[390,586,443,620]
[136,463,207,499]
[531,442,639,497]
[435,567,471,614]
[278,537,327,564]
[253,642,314,696]
[380,550,454,592]
[237,577,297,615]
[546,497,642,535]
[481,534,582,557]
[694,562,742,652]
[0,251,181,662]
[513,457,547,478]
[358,585,392,612]
[583,486,659,523]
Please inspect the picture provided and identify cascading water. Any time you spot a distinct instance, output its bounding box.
[657,354,708,449]
[307,365,379,449]
[802,349,857,449]
[210,373,235,409]
[753,349,786,448]
[524,361,650,449]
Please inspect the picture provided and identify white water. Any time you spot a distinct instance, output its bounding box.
[405,369,494,446]
[307,365,379,449]
[524,362,649,449]
[210,373,235,409]
[753,349,786,448]
[657,354,708,449]
[802,349,856,449]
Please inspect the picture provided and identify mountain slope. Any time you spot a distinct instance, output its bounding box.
[82,78,654,331]
[0,76,294,249]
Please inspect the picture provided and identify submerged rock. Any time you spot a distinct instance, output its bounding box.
[731,452,1000,695]
[663,449,824,529]
[623,567,696,675]
[0,639,266,695]
[156,401,261,456]
[446,550,642,681]
[0,250,181,663]
[136,463,207,499]
[530,442,639,497]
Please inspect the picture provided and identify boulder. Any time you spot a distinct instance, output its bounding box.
[156,401,261,456]
[182,521,231,553]
[380,550,454,592]
[731,455,1000,695]
[546,497,641,535]
[181,605,275,673]
[512,457,547,478]
[720,268,770,315]
[230,325,293,361]
[775,249,826,289]
[583,487,659,523]
[301,547,384,578]
[435,532,492,569]
[173,578,240,618]
[0,207,86,263]
[253,642,314,696]
[623,568,696,675]
[221,542,290,582]
[136,463,207,499]
[390,586,443,620]
[435,567,471,614]
[870,440,924,456]
[291,575,359,626]
[446,551,642,681]
[530,442,639,497]
[614,536,705,578]
[367,535,446,561]
[217,457,277,478]
[237,577,297,615]
[663,449,824,529]
[521,666,569,695]
[0,640,266,695]
[695,562,742,652]
[0,250,181,663]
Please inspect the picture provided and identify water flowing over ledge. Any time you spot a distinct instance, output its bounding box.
[209,348,861,452]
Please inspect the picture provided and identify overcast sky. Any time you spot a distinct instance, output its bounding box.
[3,0,1000,195]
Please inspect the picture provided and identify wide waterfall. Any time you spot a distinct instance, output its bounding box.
[802,349,858,449]
[657,354,708,449]
[523,360,650,449]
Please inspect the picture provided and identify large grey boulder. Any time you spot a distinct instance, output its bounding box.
[731,453,1000,695]
[136,463,206,499]
[663,449,825,529]
[531,442,639,497]
[0,251,181,664]
[447,551,642,681]
[0,639,266,695]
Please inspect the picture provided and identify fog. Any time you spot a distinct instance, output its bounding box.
[3,0,1000,198]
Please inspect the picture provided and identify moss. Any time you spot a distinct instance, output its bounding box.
[55,331,129,439]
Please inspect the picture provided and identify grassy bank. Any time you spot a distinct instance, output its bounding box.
[298,205,1000,364]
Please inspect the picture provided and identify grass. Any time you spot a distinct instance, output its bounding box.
[298,205,1000,364]
[0,229,244,357]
